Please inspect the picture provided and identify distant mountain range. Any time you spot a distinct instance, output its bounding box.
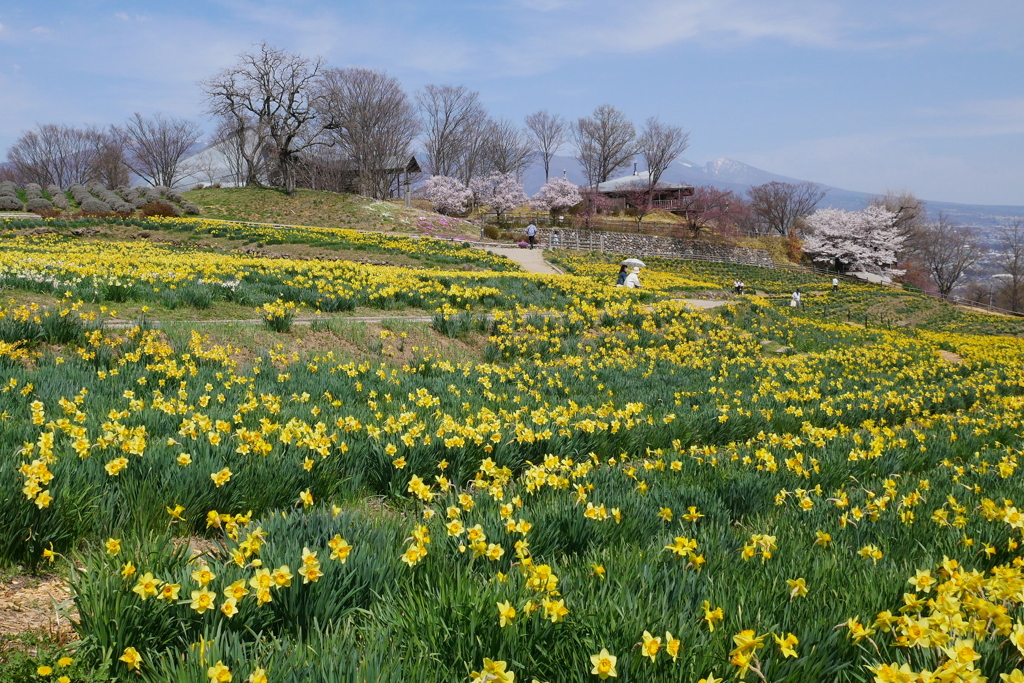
[523,155,1024,231]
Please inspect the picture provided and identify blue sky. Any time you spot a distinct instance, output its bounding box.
[1,0,1022,205]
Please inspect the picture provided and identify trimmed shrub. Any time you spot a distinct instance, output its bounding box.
[140,201,182,217]
[0,180,18,196]
[131,196,148,209]
[182,202,201,215]
[69,184,92,205]
[80,198,112,213]
[0,195,24,211]
[25,183,42,200]
[46,185,70,210]
[25,198,54,214]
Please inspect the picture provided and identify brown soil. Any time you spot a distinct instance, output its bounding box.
[938,350,964,364]
[0,575,77,640]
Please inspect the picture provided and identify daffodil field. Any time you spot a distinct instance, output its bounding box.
[4,221,1024,683]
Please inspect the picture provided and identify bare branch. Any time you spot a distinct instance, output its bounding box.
[416,84,488,183]
[482,119,534,181]
[200,42,337,194]
[571,105,635,187]
[997,218,1024,312]
[913,213,982,299]
[637,116,689,190]
[5,124,100,187]
[118,113,202,188]
[524,110,566,182]
[747,181,827,236]
[318,67,420,198]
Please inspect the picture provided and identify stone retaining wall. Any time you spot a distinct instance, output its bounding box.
[534,228,775,268]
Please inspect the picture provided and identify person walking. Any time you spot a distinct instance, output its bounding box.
[551,230,560,248]
[790,288,802,308]
[832,277,839,293]
[526,223,538,249]
[616,265,628,286]
[624,267,641,289]
[738,280,745,295]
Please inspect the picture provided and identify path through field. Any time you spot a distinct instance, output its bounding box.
[477,246,730,310]
[479,246,563,274]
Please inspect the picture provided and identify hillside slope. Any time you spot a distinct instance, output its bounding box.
[183,187,478,239]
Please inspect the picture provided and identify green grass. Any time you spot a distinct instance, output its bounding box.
[183,187,480,240]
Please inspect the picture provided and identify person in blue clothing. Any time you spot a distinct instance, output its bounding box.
[616,265,628,286]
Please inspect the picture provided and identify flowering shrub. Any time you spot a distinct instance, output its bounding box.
[470,172,527,221]
[416,215,471,240]
[530,177,582,213]
[423,175,473,216]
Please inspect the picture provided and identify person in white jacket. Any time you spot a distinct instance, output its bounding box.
[624,267,641,289]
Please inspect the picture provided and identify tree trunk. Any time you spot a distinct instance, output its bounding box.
[279,151,296,195]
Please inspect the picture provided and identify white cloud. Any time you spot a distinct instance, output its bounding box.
[30,26,50,34]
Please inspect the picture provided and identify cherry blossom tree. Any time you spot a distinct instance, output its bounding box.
[576,188,611,231]
[677,186,747,238]
[530,177,581,214]
[620,179,656,231]
[423,175,472,215]
[470,172,527,222]
[803,206,905,277]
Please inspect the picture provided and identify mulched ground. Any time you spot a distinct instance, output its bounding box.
[0,575,77,641]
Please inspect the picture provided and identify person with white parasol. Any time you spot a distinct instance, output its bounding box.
[620,258,645,288]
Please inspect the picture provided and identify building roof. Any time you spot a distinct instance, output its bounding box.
[335,155,421,174]
[596,170,692,193]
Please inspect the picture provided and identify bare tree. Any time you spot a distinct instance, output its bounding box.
[317,67,420,198]
[524,110,566,182]
[747,181,827,236]
[416,84,488,182]
[5,124,99,187]
[212,112,271,187]
[636,117,689,190]
[482,119,534,180]
[201,43,338,195]
[915,213,982,299]
[87,126,130,188]
[118,113,201,187]
[459,118,494,187]
[572,105,635,187]
[997,218,1024,312]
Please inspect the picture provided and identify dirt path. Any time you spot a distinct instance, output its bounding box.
[102,298,729,330]
[478,246,562,274]
[676,298,729,309]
